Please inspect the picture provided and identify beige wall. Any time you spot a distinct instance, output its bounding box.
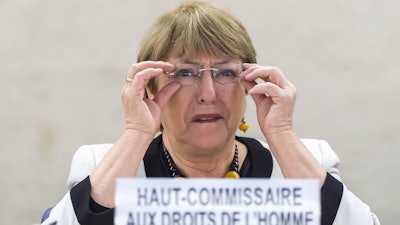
[1,0,398,224]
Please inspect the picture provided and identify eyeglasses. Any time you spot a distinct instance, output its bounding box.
[163,63,242,86]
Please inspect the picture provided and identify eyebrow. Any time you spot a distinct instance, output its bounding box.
[180,59,232,66]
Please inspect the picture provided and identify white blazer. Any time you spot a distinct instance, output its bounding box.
[41,139,380,225]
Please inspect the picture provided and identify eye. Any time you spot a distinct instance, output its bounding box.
[218,69,237,77]
[176,69,195,77]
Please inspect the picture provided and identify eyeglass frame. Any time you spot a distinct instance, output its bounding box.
[162,63,243,86]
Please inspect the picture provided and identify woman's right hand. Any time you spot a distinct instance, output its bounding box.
[121,61,181,136]
[90,61,181,208]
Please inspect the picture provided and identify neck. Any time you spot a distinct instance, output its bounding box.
[161,136,239,178]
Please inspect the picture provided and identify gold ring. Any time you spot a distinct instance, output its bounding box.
[126,77,134,83]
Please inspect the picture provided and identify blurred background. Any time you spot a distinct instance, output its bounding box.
[1,0,398,224]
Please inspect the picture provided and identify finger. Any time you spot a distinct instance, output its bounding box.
[240,70,268,104]
[242,64,288,88]
[153,82,182,108]
[248,82,284,97]
[123,68,163,99]
[240,78,270,105]
[127,61,174,80]
[240,78,257,92]
[240,63,257,78]
[240,63,264,78]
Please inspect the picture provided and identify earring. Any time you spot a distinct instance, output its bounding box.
[158,124,163,132]
[239,118,249,133]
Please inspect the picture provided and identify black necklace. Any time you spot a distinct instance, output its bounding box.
[161,141,240,178]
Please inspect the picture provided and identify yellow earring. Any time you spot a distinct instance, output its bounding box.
[239,118,249,133]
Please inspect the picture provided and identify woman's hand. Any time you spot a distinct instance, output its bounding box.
[240,63,297,138]
[122,61,181,136]
[90,61,181,208]
[240,64,326,184]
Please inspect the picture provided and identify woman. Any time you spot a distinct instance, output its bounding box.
[41,1,380,225]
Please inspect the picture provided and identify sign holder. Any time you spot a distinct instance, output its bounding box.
[115,178,320,225]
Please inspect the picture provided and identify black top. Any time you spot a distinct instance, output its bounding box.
[70,135,343,225]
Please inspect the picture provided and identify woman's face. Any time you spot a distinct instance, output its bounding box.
[157,56,246,150]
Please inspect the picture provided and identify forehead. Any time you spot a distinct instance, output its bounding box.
[166,55,242,65]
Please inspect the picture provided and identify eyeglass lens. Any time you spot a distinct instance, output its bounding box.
[164,63,242,85]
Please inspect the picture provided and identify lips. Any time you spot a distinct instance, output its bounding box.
[191,114,223,123]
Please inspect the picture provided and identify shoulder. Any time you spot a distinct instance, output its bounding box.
[67,144,113,189]
[72,143,113,161]
[300,139,341,171]
[252,138,341,172]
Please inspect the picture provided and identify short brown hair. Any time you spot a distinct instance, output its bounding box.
[137,1,257,93]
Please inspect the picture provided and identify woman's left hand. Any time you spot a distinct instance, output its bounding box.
[240,63,297,138]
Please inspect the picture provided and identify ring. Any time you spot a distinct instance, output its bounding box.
[126,76,134,83]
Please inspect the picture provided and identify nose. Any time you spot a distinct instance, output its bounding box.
[196,70,217,103]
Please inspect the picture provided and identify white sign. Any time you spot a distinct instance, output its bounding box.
[115,178,320,225]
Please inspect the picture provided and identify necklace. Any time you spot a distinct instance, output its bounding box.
[161,141,240,178]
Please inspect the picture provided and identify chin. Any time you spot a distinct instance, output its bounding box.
[187,131,229,149]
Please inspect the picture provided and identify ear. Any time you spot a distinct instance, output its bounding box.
[145,88,155,100]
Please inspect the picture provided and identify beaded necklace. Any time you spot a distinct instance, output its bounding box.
[161,141,240,178]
